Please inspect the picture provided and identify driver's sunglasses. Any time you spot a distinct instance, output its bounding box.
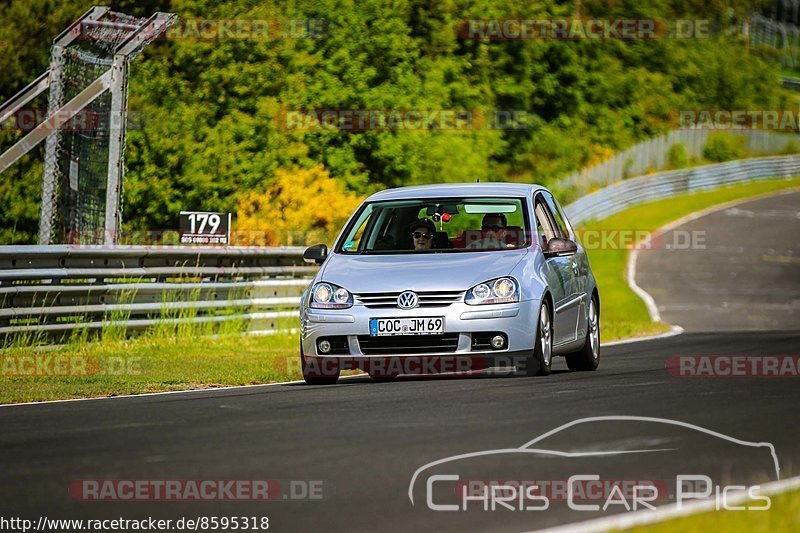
[482,225,505,231]
[412,232,433,240]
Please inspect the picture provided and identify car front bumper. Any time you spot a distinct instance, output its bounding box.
[300,300,538,359]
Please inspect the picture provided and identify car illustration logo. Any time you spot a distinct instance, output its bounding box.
[397,291,419,309]
[408,415,782,509]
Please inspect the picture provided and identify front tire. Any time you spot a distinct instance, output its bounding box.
[566,297,600,371]
[526,302,552,376]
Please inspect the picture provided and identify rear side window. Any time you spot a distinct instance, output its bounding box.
[542,193,571,240]
[534,201,557,249]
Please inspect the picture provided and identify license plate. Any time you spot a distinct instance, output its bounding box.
[369,317,444,336]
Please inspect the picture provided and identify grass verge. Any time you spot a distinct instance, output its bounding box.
[0,329,302,404]
[1,177,798,403]
[624,488,800,532]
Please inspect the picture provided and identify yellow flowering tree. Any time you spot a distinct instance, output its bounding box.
[235,165,363,246]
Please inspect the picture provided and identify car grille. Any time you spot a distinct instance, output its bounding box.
[357,334,460,355]
[354,290,463,309]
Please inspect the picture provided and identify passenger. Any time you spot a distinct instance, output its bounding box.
[409,218,436,250]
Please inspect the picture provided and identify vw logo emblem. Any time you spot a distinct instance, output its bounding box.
[397,291,419,310]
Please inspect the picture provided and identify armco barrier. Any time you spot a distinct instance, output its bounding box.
[563,154,800,226]
[0,245,315,343]
[556,129,800,197]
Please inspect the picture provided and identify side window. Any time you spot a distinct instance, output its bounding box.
[365,208,395,250]
[340,204,374,252]
[534,197,558,248]
[543,193,570,240]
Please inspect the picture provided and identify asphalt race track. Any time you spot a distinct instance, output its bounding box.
[636,189,800,332]
[1,192,798,532]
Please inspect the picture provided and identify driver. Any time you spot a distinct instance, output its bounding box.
[481,213,508,247]
[465,213,509,249]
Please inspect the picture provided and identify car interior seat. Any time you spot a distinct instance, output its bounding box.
[504,226,521,247]
[433,231,451,249]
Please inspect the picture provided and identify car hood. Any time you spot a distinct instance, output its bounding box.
[319,250,527,292]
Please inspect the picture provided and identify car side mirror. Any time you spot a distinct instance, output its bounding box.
[544,237,578,257]
[303,244,328,264]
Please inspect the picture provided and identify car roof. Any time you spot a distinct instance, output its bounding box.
[366,182,547,202]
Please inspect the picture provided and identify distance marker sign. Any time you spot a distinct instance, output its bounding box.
[179,211,231,244]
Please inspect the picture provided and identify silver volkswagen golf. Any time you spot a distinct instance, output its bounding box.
[299,183,599,384]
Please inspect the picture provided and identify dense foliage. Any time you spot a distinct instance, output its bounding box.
[0,0,789,244]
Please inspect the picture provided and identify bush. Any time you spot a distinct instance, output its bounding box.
[667,142,689,169]
[234,164,363,247]
[779,140,800,155]
[703,133,749,163]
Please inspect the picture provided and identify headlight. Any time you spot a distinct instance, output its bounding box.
[465,277,519,305]
[310,282,353,309]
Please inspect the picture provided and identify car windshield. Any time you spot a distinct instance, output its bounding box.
[336,197,530,254]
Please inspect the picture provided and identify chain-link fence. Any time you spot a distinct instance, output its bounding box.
[0,8,173,246]
[751,13,800,68]
[46,11,154,245]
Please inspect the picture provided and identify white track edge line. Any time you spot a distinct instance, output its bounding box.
[625,186,800,326]
[0,326,677,408]
[627,247,661,323]
[601,325,684,347]
[0,374,367,409]
[530,474,800,533]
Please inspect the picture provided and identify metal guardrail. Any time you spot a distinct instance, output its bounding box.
[781,76,800,90]
[556,129,800,198]
[0,246,315,343]
[563,154,800,226]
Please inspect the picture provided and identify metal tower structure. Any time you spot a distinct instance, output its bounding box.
[0,7,175,245]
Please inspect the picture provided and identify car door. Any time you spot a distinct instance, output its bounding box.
[536,193,582,346]
[546,192,591,340]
